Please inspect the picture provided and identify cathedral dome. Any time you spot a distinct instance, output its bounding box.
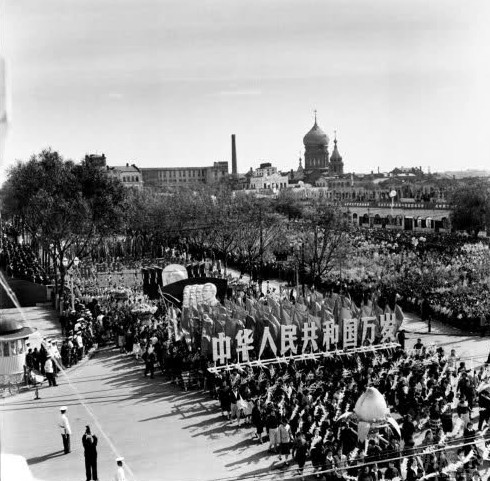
[303,121,329,147]
[330,139,342,162]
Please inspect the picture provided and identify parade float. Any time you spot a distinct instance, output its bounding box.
[337,386,401,449]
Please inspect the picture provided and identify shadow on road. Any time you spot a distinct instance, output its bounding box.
[26,450,66,465]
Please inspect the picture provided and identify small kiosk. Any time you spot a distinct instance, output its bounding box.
[0,318,35,378]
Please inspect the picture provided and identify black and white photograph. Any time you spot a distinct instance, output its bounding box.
[1,1,490,480]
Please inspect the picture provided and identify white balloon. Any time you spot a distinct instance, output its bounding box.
[161,264,188,286]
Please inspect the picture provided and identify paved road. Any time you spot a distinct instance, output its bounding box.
[2,300,490,481]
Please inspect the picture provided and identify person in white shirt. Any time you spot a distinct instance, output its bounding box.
[44,357,57,387]
[114,457,126,481]
[59,406,72,454]
[50,341,62,372]
[76,332,84,360]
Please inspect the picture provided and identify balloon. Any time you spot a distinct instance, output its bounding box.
[161,264,188,286]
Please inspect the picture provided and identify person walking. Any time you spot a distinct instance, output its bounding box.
[82,425,98,481]
[59,406,72,454]
[278,418,292,464]
[45,356,57,387]
[114,457,127,481]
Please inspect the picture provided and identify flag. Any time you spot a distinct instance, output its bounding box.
[350,301,361,320]
[245,314,256,331]
[168,305,180,339]
[213,317,225,337]
[394,304,404,330]
[291,305,305,330]
[268,297,281,318]
[266,314,281,344]
[181,307,194,339]
[201,314,214,355]
[312,301,322,316]
[280,301,291,325]
[360,304,372,318]
[371,301,384,319]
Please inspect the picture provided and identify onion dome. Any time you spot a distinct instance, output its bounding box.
[0,317,35,340]
[330,138,342,162]
[303,113,329,146]
[354,387,389,422]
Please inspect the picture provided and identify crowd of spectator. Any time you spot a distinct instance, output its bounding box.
[0,234,51,285]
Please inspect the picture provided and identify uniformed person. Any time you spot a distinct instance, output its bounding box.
[114,457,126,481]
[59,406,72,453]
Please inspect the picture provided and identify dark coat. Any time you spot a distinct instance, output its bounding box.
[82,433,98,458]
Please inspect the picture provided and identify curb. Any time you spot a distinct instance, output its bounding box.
[405,331,481,337]
[61,346,98,374]
[406,331,482,337]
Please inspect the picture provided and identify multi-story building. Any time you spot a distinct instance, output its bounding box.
[107,163,143,190]
[140,162,229,189]
[247,162,290,191]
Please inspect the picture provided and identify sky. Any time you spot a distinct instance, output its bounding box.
[1,0,490,182]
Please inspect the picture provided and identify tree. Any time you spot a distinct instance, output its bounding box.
[296,199,351,288]
[2,148,128,301]
[231,195,285,279]
[450,182,490,238]
[274,190,304,220]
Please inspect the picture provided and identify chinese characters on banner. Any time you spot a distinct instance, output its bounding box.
[212,314,399,365]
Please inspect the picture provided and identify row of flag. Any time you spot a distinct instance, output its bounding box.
[165,288,404,358]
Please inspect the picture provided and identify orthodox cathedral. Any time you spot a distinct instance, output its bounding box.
[301,113,344,177]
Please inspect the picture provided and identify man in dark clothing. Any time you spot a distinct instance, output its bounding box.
[397,329,406,350]
[265,408,279,452]
[339,422,358,455]
[413,338,424,354]
[25,348,34,370]
[401,414,416,454]
[82,425,98,481]
[385,461,400,480]
[39,341,48,374]
[32,348,40,371]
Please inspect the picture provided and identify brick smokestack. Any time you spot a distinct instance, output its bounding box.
[231,134,237,178]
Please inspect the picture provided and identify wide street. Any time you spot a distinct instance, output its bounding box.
[2,305,490,481]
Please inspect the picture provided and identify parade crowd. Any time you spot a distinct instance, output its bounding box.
[2,227,490,480]
[37,263,490,481]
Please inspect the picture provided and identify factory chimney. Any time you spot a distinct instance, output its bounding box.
[231,134,238,178]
